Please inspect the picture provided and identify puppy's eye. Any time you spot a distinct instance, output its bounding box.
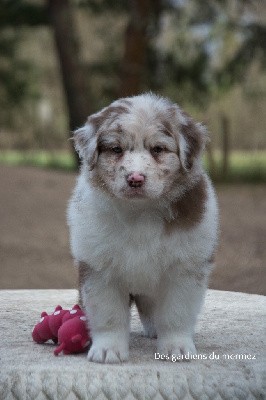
[152,146,164,154]
[112,146,123,154]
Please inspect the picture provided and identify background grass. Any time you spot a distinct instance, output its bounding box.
[0,150,76,171]
[204,150,266,183]
[0,149,265,183]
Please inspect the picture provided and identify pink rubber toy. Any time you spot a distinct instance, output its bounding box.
[54,315,90,355]
[32,311,56,343]
[32,305,68,344]
[48,305,69,337]
[32,304,91,355]
[61,304,84,324]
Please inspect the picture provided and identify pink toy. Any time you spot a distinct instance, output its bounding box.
[32,304,91,355]
[61,304,84,324]
[32,305,68,344]
[48,305,69,337]
[32,311,57,343]
[54,315,90,355]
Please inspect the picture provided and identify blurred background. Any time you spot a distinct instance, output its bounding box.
[0,0,265,294]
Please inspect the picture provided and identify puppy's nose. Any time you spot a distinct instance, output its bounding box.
[127,172,145,188]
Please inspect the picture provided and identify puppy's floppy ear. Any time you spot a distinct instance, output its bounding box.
[173,106,209,171]
[73,122,98,170]
[73,105,112,170]
[73,101,130,170]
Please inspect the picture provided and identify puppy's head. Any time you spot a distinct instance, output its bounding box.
[74,93,208,200]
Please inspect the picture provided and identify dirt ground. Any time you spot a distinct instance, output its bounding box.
[0,165,265,295]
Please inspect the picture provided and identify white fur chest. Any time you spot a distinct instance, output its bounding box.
[67,178,218,294]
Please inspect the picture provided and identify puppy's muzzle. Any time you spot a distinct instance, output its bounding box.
[127,172,145,188]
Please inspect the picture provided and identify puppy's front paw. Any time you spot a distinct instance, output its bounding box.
[158,335,196,361]
[87,333,129,364]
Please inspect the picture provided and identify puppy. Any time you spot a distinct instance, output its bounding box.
[67,93,218,363]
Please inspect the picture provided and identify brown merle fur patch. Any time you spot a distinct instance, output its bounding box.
[165,106,206,170]
[164,176,207,233]
[89,169,115,197]
[89,105,130,132]
[78,104,130,169]
[160,118,173,137]
[182,121,203,169]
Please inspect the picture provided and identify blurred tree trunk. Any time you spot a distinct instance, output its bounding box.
[47,0,91,168]
[221,113,230,179]
[119,0,153,97]
[206,141,216,179]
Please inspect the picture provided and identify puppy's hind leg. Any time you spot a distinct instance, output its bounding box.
[134,295,157,338]
[155,265,209,360]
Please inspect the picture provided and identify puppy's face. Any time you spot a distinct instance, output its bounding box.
[74,94,207,200]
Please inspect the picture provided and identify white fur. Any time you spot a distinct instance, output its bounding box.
[67,93,218,363]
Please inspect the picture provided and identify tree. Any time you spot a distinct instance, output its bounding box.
[0,1,46,144]
[1,0,265,161]
[119,0,162,97]
[0,29,38,130]
[0,0,92,166]
[47,0,92,166]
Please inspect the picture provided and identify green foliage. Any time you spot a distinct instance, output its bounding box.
[80,0,266,110]
[83,57,121,111]
[0,0,265,153]
[0,150,76,171]
[156,0,266,107]
[204,150,266,183]
[77,0,128,13]
[0,0,48,130]
[0,29,40,127]
[216,23,266,90]
[0,0,48,27]
[153,41,211,107]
